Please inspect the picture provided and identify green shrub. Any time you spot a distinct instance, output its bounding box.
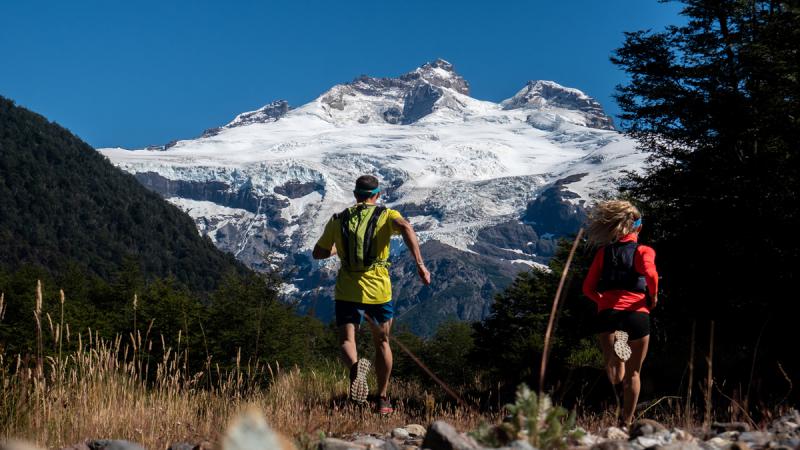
[471,384,583,449]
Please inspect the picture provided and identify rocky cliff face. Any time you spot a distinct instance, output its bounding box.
[99,59,642,335]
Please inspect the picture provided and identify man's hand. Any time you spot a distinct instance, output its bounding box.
[417,263,431,285]
[394,217,431,286]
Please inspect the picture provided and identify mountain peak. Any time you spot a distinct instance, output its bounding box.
[422,58,455,72]
[501,80,614,130]
[314,59,471,125]
[400,58,470,95]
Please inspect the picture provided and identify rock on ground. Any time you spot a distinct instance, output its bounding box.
[391,428,410,440]
[87,441,145,450]
[630,419,668,438]
[422,421,483,450]
[58,444,90,450]
[602,427,630,440]
[405,424,427,437]
[167,444,194,450]
[318,438,367,450]
[351,436,386,448]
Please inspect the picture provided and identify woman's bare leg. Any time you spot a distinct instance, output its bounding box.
[622,335,650,426]
[598,332,625,384]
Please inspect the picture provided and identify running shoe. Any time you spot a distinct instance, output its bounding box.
[376,396,393,415]
[613,330,632,361]
[349,358,370,404]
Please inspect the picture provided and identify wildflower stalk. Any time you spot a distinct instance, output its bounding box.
[34,279,44,378]
[539,228,584,396]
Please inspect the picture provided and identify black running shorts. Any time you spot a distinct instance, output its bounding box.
[335,300,394,327]
[594,309,650,340]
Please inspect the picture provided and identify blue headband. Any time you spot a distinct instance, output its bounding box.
[633,218,642,228]
[354,187,381,196]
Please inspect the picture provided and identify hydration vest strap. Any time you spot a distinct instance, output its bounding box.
[362,206,386,267]
[337,207,354,268]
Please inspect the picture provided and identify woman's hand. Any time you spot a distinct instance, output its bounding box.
[650,294,658,310]
[417,263,431,285]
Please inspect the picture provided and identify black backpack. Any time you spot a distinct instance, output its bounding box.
[597,241,648,293]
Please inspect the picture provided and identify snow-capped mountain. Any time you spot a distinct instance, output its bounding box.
[99,59,643,335]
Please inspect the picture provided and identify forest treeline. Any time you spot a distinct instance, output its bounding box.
[0,96,249,292]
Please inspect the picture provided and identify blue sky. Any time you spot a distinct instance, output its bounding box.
[0,1,684,149]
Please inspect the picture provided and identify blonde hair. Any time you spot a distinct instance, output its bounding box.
[586,200,642,246]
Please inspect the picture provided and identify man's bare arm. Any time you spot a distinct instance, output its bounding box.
[393,217,431,285]
[312,243,337,260]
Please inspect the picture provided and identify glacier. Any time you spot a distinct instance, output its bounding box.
[98,58,644,335]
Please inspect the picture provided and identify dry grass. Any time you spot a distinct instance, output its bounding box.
[0,333,490,449]
[0,285,490,449]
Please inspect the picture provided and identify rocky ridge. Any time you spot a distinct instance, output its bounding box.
[201,100,291,139]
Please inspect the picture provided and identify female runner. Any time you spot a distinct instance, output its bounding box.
[583,200,659,427]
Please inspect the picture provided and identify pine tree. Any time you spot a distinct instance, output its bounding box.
[611,0,799,404]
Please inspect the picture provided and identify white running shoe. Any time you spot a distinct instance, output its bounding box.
[613,330,632,361]
[349,358,371,404]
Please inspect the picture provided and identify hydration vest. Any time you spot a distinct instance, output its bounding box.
[334,204,388,272]
[597,241,648,293]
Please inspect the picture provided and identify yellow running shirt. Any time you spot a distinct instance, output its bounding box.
[315,204,404,304]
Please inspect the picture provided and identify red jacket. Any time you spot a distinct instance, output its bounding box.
[582,233,658,313]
